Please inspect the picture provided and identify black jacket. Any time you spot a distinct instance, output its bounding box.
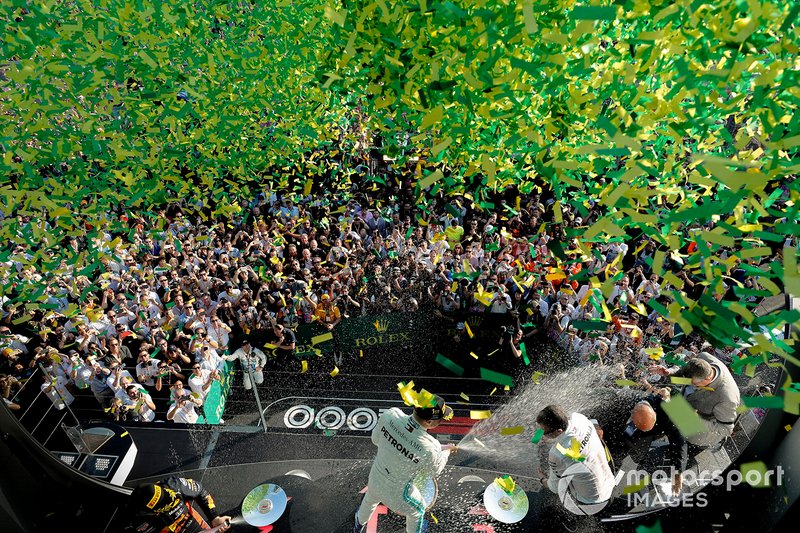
[127,477,219,533]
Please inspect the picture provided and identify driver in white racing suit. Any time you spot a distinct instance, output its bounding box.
[355,395,456,533]
[536,404,615,514]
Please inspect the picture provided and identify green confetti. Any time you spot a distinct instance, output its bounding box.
[479,367,515,388]
[742,395,784,409]
[740,461,771,488]
[571,6,618,21]
[435,353,465,377]
[660,396,706,438]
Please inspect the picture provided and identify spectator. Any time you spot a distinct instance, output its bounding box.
[136,350,161,387]
[187,362,219,405]
[124,384,157,422]
[166,381,202,424]
[307,293,341,331]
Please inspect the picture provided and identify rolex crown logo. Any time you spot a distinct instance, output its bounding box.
[466,316,483,329]
[374,319,389,333]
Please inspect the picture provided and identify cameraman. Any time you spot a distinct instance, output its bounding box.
[167,382,201,424]
[498,326,523,361]
[124,384,157,422]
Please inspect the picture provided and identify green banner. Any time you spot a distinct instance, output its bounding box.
[202,361,234,424]
[291,311,512,358]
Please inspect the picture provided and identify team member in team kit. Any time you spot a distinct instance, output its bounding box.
[355,394,457,533]
[535,404,616,515]
[127,476,231,533]
[224,339,267,390]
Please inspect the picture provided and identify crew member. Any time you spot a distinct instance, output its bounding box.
[355,395,456,533]
[536,404,616,515]
[128,476,231,533]
[649,351,740,446]
[620,390,688,494]
[224,339,266,390]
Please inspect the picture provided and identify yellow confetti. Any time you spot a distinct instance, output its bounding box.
[464,322,474,338]
[301,360,308,373]
[470,410,492,420]
[311,332,333,345]
[330,366,339,377]
[556,437,585,462]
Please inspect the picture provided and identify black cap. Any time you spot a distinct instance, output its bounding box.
[414,395,454,421]
[131,483,172,512]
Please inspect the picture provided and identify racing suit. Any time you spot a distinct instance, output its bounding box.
[128,477,220,533]
[546,412,615,508]
[357,408,450,533]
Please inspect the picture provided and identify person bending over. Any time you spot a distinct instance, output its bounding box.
[536,404,616,515]
[127,476,231,533]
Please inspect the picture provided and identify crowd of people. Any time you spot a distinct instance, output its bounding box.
[0,178,787,426]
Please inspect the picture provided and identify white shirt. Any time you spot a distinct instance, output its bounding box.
[197,347,224,372]
[207,321,230,350]
[546,412,615,505]
[107,370,136,398]
[188,369,212,404]
[136,359,161,386]
[41,375,74,410]
[168,400,199,424]
[227,347,267,373]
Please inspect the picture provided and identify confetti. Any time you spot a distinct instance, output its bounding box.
[311,332,333,345]
[660,396,706,438]
[300,361,308,374]
[479,368,514,388]
[470,410,493,420]
[635,520,663,533]
[740,461,771,488]
[500,426,525,436]
[435,353,465,377]
[494,475,516,495]
[556,437,585,462]
[531,428,545,444]
[742,395,784,409]
[329,366,339,377]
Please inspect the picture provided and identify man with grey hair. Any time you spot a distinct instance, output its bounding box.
[649,351,740,446]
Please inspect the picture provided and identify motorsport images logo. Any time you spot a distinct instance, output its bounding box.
[557,464,786,514]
